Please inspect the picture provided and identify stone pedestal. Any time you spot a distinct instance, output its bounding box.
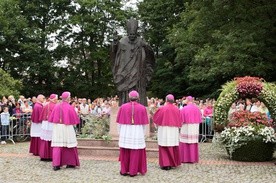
[109,107,150,139]
[109,107,119,138]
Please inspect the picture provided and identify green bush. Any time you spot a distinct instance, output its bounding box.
[226,139,275,162]
[80,114,111,140]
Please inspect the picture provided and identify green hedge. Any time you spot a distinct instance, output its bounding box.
[226,139,275,162]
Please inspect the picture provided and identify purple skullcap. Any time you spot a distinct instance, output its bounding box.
[186,96,193,101]
[49,94,57,100]
[129,90,139,98]
[166,94,174,101]
[61,91,71,99]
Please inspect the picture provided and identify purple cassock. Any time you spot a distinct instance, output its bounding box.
[117,100,149,177]
[48,98,80,169]
[29,102,43,156]
[179,102,202,163]
[153,102,182,169]
[39,100,56,160]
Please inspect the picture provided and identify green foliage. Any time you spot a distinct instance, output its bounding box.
[220,126,275,161]
[138,0,187,98]
[228,139,275,162]
[1,0,276,98]
[1,0,128,98]
[214,81,238,128]
[0,0,27,72]
[0,68,22,97]
[259,83,276,123]
[50,0,128,98]
[80,114,110,140]
[169,0,276,98]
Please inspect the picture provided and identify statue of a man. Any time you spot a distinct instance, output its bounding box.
[111,18,155,106]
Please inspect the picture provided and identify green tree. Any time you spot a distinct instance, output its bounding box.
[16,0,75,96]
[53,0,128,98]
[169,0,276,98]
[1,0,74,96]
[0,68,22,97]
[0,0,27,74]
[1,0,129,98]
[138,0,186,98]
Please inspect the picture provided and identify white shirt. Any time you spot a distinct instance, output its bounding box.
[80,104,89,115]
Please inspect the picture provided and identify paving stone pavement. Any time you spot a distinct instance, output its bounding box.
[0,142,275,183]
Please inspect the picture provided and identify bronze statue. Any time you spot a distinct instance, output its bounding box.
[111,18,155,106]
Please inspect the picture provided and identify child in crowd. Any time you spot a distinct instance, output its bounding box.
[1,106,10,144]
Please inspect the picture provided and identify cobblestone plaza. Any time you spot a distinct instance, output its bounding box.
[0,142,275,183]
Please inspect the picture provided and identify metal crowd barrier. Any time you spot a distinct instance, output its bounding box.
[1,113,214,143]
[0,112,104,143]
[0,113,31,144]
[199,117,214,142]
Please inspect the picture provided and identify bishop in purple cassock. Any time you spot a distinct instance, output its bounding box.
[179,96,202,163]
[29,94,45,156]
[117,90,149,177]
[39,94,58,161]
[153,94,182,170]
[49,91,80,171]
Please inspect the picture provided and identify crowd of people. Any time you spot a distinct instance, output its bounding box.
[0,95,115,145]
[0,94,217,145]
[0,95,119,118]
[228,98,271,120]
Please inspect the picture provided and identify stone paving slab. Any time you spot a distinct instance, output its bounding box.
[0,142,275,183]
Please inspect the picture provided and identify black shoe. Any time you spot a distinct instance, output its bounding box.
[53,166,60,171]
[66,165,76,168]
[161,166,171,170]
[129,174,137,177]
[41,158,52,162]
[120,172,128,176]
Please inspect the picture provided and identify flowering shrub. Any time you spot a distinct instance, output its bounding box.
[80,114,110,140]
[259,83,276,123]
[215,77,276,161]
[219,125,276,158]
[228,111,272,127]
[235,77,263,98]
[214,76,276,129]
[214,81,238,129]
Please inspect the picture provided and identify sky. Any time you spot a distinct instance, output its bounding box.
[123,0,139,9]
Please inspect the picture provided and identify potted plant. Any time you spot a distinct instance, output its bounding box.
[219,110,276,161]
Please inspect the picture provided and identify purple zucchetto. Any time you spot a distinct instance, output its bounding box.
[61,91,71,99]
[186,96,193,101]
[49,94,58,100]
[129,90,139,99]
[166,94,174,101]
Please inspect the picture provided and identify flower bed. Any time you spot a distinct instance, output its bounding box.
[215,77,276,161]
[228,111,272,127]
[220,125,275,160]
[219,111,276,161]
